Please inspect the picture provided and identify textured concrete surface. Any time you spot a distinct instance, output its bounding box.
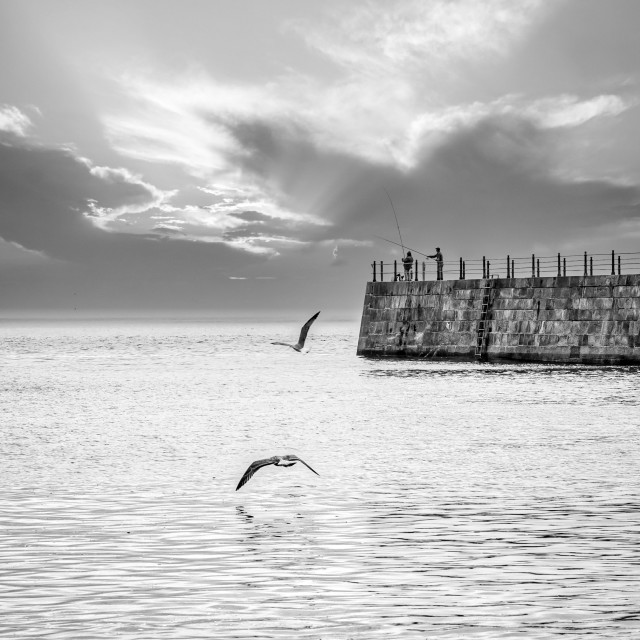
[357,275,640,363]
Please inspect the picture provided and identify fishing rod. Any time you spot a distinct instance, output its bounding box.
[375,235,433,259]
[383,188,405,258]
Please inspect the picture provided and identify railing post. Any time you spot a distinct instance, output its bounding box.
[536,259,540,278]
[507,255,510,278]
[380,261,384,282]
[511,259,515,278]
[422,261,425,281]
[563,258,566,277]
[463,260,466,279]
[483,256,486,279]
[415,263,418,281]
[584,251,587,276]
[372,261,376,282]
[589,256,593,276]
[487,260,491,278]
[611,250,615,275]
[459,257,463,280]
[557,253,561,277]
[531,254,535,278]
[618,255,621,275]
[394,260,397,280]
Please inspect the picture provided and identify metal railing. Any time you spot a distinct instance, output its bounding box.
[371,250,640,282]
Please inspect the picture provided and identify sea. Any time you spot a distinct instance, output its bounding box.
[1,318,639,639]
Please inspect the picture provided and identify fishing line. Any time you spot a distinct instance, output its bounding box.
[374,235,431,259]
[383,188,405,258]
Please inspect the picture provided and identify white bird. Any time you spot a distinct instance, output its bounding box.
[235,454,320,491]
[271,311,320,352]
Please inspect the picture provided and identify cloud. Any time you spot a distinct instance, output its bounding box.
[99,0,631,189]
[0,238,49,266]
[99,62,640,261]
[248,112,640,260]
[152,223,183,233]
[402,93,634,169]
[290,0,550,73]
[529,94,631,128]
[0,104,33,136]
[0,131,271,310]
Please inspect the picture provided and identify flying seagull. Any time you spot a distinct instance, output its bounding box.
[271,311,320,352]
[235,455,320,490]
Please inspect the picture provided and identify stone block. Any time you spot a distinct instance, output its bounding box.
[513,287,533,299]
[554,287,573,299]
[533,287,552,299]
[594,297,614,309]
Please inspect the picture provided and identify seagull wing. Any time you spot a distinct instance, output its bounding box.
[295,311,320,349]
[271,341,295,349]
[285,455,320,476]
[235,457,278,490]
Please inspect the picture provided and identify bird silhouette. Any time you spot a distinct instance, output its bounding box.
[271,311,320,352]
[235,454,320,490]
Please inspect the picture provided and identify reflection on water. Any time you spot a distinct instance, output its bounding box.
[366,363,640,379]
[1,320,639,638]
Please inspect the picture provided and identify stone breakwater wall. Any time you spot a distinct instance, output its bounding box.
[357,274,640,363]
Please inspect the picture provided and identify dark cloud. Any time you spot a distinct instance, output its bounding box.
[0,136,268,311]
[223,113,640,259]
[221,208,317,243]
[229,210,271,222]
[225,118,376,228]
[0,137,153,259]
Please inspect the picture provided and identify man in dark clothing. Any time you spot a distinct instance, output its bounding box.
[428,247,443,280]
[402,251,414,280]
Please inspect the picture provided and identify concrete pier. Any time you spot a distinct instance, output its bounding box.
[357,274,640,363]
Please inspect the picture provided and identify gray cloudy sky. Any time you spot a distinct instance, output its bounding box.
[1,0,640,318]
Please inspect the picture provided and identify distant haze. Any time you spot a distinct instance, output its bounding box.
[2,0,640,317]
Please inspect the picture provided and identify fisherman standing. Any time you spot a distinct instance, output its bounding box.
[402,251,414,280]
[428,247,443,280]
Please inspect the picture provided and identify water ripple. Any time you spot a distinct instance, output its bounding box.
[1,320,639,638]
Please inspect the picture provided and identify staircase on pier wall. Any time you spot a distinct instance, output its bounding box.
[475,281,494,360]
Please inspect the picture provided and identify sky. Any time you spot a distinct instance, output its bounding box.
[1,0,640,319]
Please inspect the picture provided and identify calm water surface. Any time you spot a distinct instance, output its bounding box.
[1,320,639,639]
